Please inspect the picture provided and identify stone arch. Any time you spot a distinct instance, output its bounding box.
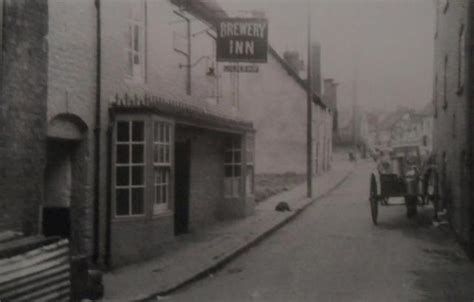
[47,113,88,141]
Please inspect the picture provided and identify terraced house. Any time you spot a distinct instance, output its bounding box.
[0,0,333,271]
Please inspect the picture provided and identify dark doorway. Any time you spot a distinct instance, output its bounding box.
[43,139,76,239]
[174,141,191,235]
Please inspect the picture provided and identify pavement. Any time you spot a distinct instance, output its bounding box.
[102,153,355,301]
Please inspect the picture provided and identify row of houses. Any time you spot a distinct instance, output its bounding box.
[359,105,434,157]
[0,0,333,268]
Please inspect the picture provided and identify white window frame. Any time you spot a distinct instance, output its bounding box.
[152,119,174,214]
[224,137,242,198]
[114,118,147,217]
[126,0,146,82]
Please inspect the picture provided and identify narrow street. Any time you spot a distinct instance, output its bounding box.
[165,159,474,302]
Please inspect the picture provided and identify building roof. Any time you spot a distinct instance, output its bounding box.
[111,93,254,133]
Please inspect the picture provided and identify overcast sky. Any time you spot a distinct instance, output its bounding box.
[217,0,436,112]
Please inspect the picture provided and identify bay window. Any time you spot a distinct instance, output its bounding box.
[114,117,173,218]
[115,120,146,216]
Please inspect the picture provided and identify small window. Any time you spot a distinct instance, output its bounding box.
[457,24,465,94]
[126,0,146,81]
[224,137,242,197]
[153,121,172,214]
[115,120,146,217]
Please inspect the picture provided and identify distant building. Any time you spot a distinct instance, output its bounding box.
[432,0,474,256]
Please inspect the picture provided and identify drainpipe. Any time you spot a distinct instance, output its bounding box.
[104,118,113,267]
[93,0,101,264]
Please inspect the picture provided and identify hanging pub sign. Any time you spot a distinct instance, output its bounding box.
[216,18,268,63]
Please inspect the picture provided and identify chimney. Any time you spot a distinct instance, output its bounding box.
[283,51,304,74]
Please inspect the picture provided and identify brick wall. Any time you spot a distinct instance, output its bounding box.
[0,0,48,234]
[433,0,471,242]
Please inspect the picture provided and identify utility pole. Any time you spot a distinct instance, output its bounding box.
[352,57,358,151]
[306,0,313,198]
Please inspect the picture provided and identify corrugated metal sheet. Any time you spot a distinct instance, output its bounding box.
[0,239,71,301]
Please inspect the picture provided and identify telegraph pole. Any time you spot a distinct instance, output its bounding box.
[306,0,313,198]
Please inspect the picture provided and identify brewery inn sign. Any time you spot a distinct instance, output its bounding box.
[216,18,268,63]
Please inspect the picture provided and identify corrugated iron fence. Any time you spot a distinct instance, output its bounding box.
[0,237,70,301]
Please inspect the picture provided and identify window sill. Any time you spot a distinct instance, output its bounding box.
[112,214,146,223]
[152,209,173,219]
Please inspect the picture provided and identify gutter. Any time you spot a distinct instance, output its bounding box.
[93,0,101,264]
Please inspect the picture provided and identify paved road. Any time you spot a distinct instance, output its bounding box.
[164,160,474,302]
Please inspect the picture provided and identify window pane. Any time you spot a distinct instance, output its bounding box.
[162,168,169,184]
[234,151,241,163]
[116,145,130,164]
[225,165,233,177]
[132,121,144,141]
[164,146,169,163]
[234,165,241,177]
[132,166,144,185]
[155,168,162,184]
[116,189,130,216]
[117,121,129,142]
[132,144,144,163]
[160,124,165,143]
[116,167,129,186]
[131,188,144,214]
[153,144,160,163]
[159,145,164,163]
[154,122,160,142]
[224,151,233,163]
[155,186,162,204]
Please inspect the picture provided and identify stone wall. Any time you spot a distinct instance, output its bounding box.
[0,0,48,234]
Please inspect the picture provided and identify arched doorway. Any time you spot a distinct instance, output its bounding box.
[43,114,89,255]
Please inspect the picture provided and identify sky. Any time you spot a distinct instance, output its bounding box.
[217,0,436,112]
